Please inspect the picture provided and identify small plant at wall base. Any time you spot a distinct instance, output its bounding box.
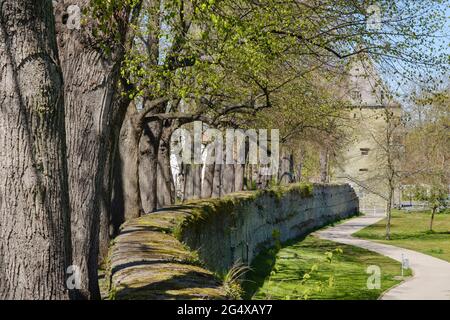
[221,263,251,300]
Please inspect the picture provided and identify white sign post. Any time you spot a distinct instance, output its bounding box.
[401,254,410,277]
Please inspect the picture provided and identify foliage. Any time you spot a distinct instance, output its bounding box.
[414,185,448,211]
[117,0,449,122]
[403,85,449,188]
[221,262,251,300]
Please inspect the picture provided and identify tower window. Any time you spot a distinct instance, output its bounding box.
[359,168,369,172]
[360,148,370,155]
[351,90,362,100]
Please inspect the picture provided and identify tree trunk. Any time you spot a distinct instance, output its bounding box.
[157,125,175,208]
[256,165,265,189]
[55,1,133,299]
[192,164,202,199]
[222,164,235,195]
[119,104,142,221]
[279,150,292,185]
[0,0,71,299]
[296,149,305,182]
[385,187,393,240]
[139,132,159,212]
[244,162,253,190]
[430,208,436,232]
[212,161,222,197]
[183,164,194,200]
[234,163,245,192]
[202,145,215,198]
[139,119,162,213]
[177,166,186,202]
[296,163,303,182]
[99,95,133,265]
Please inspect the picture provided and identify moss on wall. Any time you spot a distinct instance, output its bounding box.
[108,183,358,300]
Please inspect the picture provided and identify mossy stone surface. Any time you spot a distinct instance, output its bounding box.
[109,210,227,300]
[107,183,358,300]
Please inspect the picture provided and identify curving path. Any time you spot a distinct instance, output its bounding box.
[314,212,450,300]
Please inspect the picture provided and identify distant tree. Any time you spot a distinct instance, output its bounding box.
[414,185,448,232]
[366,101,405,240]
[403,85,449,232]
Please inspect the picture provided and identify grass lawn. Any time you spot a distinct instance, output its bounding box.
[354,210,450,262]
[244,235,409,300]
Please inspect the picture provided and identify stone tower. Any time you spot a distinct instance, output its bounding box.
[333,59,402,212]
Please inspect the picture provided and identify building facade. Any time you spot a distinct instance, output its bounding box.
[333,60,402,211]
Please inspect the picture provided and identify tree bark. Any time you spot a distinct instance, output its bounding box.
[192,164,202,199]
[201,146,215,198]
[212,161,222,197]
[0,0,71,299]
[385,187,393,240]
[138,97,169,213]
[55,0,134,299]
[279,150,293,185]
[139,119,162,213]
[234,163,244,191]
[157,125,175,208]
[99,93,132,266]
[120,105,141,220]
[222,164,235,195]
[430,208,436,232]
[183,164,194,200]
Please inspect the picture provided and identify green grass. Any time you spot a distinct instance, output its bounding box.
[244,235,409,300]
[354,210,450,262]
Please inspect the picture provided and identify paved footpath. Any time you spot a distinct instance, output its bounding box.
[315,213,450,300]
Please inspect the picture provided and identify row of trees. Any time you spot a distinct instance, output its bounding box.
[0,0,447,299]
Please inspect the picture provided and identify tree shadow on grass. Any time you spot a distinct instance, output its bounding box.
[242,236,309,299]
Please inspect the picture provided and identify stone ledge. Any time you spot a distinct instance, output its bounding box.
[109,211,227,300]
[107,183,358,300]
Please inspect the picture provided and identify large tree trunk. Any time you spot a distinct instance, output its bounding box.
[157,125,175,208]
[139,99,166,213]
[55,0,134,299]
[0,0,71,299]
[139,120,162,213]
[110,102,141,227]
[99,94,132,266]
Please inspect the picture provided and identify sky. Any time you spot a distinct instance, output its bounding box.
[378,1,450,108]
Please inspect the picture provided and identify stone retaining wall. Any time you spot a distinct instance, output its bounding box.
[108,183,358,299]
[179,184,359,273]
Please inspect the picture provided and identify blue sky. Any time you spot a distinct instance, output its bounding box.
[378,1,450,106]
